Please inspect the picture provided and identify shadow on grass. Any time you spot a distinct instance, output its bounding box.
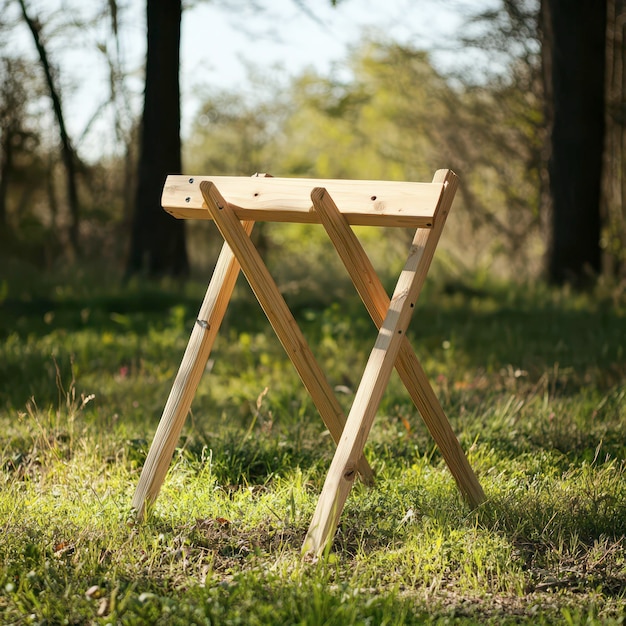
[475,460,626,597]
[1,275,624,401]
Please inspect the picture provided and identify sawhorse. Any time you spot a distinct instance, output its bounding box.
[132,170,485,557]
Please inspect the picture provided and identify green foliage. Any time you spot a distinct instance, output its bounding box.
[0,269,625,624]
[2,4,624,282]
[183,38,547,280]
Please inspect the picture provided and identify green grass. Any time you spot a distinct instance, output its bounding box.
[0,263,625,624]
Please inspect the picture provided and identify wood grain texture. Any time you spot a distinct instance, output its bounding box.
[131,221,255,519]
[200,181,374,484]
[141,170,478,551]
[310,172,485,511]
[302,170,462,557]
[163,175,442,227]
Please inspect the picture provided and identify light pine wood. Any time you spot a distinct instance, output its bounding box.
[310,172,485,510]
[131,221,255,519]
[302,170,461,557]
[163,175,443,227]
[200,181,374,484]
[137,169,478,553]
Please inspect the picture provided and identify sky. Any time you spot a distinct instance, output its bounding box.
[6,0,492,160]
[181,0,467,86]
[181,0,483,110]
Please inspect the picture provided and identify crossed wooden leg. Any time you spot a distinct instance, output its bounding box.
[132,220,255,518]
[302,170,485,556]
[132,181,375,520]
[310,174,484,508]
[200,181,374,484]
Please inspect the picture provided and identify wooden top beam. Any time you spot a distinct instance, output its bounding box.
[162,175,445,227]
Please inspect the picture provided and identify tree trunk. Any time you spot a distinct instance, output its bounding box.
[126,0,188,277]
[602,0,626,278]
[0,129,12,234]
[18,0,80,258]
[545,0,607,285]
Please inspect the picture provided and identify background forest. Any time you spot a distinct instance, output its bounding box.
[0,0,624,288]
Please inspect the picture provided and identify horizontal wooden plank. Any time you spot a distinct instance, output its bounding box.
[162,175,443,227]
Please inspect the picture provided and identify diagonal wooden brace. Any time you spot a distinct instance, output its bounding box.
[200,181,374,484]
[302,170,466,557]
[310,171,485,511]
[132,220,255,519]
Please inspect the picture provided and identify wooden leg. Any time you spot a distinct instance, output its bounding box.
[302,171,460,556]
[131,221,254,519]
[200,181,374,484]
[311,187,485,509]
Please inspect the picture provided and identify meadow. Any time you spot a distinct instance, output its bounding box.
[1,256,625,625]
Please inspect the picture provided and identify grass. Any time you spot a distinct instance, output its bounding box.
[0,259,625,625]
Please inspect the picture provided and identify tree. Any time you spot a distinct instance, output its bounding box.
[283,40,544,267]
[542,0,607,285]
[466,0,613,285]
[186,89,281,177]
[0,57,28,233]
[17,0,81,257]
[601,0,626,278]
[127,0,344,278]
[126,0,188,277]
[186,39,547,281]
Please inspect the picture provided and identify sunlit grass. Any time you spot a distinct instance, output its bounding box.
[1,270,625,624]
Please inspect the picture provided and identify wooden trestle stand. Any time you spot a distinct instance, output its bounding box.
[132,170,485,557]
